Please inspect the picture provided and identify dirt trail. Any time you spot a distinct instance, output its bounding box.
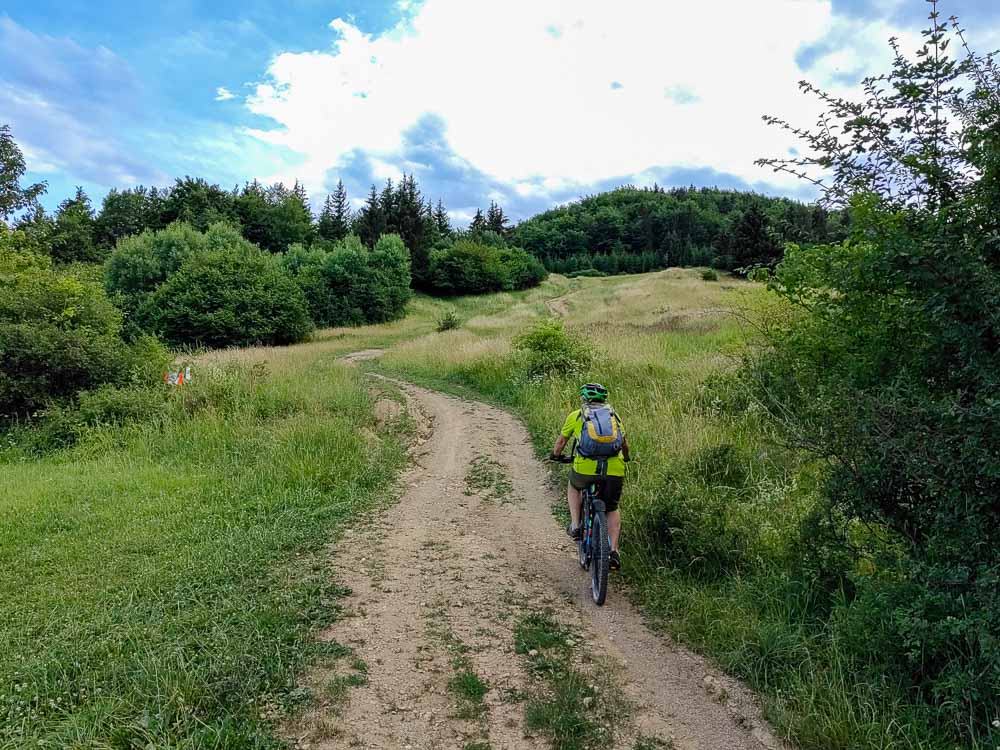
[286,366,788,750]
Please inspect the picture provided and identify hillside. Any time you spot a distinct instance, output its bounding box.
[512,186,847,273]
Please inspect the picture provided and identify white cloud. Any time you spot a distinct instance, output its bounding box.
[242,0,954,199]
[214,86,236,101]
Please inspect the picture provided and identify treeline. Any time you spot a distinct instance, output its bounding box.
[10,167,545,296]
[513,185,848,273]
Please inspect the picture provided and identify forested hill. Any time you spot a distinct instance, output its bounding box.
[512,185,847,274]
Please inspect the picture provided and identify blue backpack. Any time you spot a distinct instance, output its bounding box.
[575,404,624,459]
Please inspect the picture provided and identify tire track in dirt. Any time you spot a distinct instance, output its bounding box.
[285,364,789,750]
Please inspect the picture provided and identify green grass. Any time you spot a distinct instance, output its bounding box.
[515,610,625,750]
[448,669,489,718]
[0,351,407,747]
[464,454,517,503]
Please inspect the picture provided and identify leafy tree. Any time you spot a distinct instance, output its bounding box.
[268,180,313,251]
[49,188,100,264]
[0,243,167,421]
[95,186,164,249]
[145,241,311,348]
[283,233,411,327]
[160,177,236,231]
[428,239,547,295]
[750,5,1000,740]
[13,205,54,254]
[317,180,351,243]
[0,124,46,223]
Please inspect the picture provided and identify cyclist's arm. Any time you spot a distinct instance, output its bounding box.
[552,434,569,458]
[622,435,631,462]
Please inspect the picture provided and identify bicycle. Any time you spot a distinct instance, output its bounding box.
[551,456,611,606]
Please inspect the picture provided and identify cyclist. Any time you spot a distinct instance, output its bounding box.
[550,383,630,570]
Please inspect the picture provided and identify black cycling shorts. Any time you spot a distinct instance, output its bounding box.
[568,469,624,512]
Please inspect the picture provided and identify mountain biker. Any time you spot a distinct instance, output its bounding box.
[549,383,630,571]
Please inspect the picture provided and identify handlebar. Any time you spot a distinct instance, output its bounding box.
[549,455,634,464]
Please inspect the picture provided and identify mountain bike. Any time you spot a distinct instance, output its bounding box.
[552,456,611,605]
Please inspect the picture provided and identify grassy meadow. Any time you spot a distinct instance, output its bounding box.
[0,346,407,747]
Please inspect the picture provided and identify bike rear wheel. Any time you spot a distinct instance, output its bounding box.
[590,509,610,605]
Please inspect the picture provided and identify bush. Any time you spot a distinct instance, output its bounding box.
[436,310,461,332]
[513,318,591,378]
[144,244,312,348]
[428,240,547,295]
[0,246,170,422]
[701,268,719,281]
[282,233,411,328]
[750,14,1000,741]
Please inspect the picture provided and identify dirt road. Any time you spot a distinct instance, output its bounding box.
[286,366,788,750]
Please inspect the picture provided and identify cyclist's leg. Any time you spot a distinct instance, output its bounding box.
[602,476,624,551]
[607,510,621,551]
[567,482,583,529]
[567,469,586,530]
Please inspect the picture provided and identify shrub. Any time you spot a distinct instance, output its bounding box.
[513,318,591,378]
[751,12,1000,740]
[282,233,411,328]
[701,268,719,281]
[428,240,547,295]
[0,247,170,422]
[436,310,461,332]
[144,244,311,348]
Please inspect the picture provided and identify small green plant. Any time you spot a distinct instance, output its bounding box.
[513,317,592,378]
[464,455,516,502]
[701,268,718,281]
[448,669,488,718]
[436,309,462,332]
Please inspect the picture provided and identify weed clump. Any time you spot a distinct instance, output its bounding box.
[436,310,461,332]
[513,318,592,379]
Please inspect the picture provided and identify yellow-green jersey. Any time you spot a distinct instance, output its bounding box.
[560,409,626,477]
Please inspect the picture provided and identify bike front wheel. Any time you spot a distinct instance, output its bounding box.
[590,510,610,605]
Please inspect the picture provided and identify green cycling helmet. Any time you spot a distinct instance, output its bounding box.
[580,382,608,403]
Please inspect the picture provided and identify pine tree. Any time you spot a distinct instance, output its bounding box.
[50,187,99,263]
[318,180,351,243]
[379,179,396,231]
[485,201,508,236]
[433,199,451,236]
[469,208,486,233]
[354,184,386,247]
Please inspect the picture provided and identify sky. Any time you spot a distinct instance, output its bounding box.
[2,0,998,224]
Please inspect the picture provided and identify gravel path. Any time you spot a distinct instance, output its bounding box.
[285,369,789,750]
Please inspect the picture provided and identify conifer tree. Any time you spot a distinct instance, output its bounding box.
[433,198,451,236]
[485,200,509,236]
[354,184,386,247]
[318,180,351,243]
[469,208,486,233]
[50,187,100,263]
